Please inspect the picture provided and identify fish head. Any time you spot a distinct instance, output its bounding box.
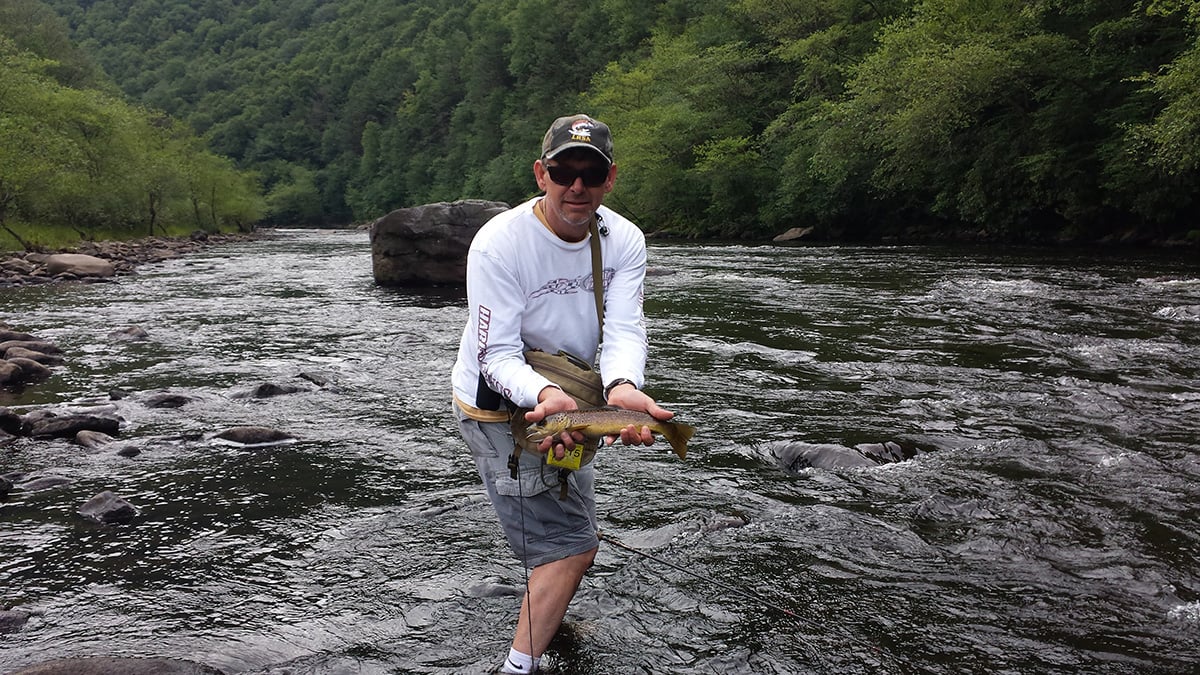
[525,413,571,441]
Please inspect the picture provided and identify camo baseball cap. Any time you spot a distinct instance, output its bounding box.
[541,114,613,165]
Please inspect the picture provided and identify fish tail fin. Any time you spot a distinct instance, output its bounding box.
[661,422,695,460]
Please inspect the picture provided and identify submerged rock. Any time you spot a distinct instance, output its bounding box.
[230,382,310,399]
[16,475,73,491]
[0,608,33,634]
[772,442,877,470]
[213,426,295,445]
[143,392,196,408]
[767,440,924,471]
[109,325,150,340]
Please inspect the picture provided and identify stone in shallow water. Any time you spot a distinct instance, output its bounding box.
[16,475,73,491]
[229,382,310,399]
[0,609,32,633]
[78,490,139,524]
[143,392,195,408]
[24,413,120,439]
[213,425,296,445]
[108,325,150,340]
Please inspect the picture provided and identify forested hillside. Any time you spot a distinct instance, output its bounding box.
[25,0,1200,243]
[0,0,263,250]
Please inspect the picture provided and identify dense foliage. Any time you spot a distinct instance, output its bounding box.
[18,0,1200,243]
[0,0,264,250]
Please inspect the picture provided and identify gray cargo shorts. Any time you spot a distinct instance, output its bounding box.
[453,402,598,568]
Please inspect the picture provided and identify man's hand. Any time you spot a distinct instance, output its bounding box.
[525,386,582,460]
[606,382,674,447]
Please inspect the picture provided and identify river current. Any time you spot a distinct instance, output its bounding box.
[1,230,1198,674]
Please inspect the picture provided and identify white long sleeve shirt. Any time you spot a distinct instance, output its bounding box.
[451,197,648,413]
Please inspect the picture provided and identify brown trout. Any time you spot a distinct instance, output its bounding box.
[526,406,694,459]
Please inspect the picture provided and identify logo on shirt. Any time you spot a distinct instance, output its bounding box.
[529,268,613,299]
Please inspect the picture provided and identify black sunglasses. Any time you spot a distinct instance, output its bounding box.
[544,161,609,188]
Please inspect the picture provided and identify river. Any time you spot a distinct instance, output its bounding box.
[2,229,1198,674]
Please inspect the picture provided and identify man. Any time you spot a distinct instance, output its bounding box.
[451,114,676,674]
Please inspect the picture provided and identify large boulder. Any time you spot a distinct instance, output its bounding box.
[43,253,116,278]
[370,199,508,286]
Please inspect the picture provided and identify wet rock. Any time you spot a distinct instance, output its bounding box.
[3,346,63,365]
[230,382,310,399]
[78,490,138,524]
[43,253,116,278]
[0,474,12,496]
[16,475,73,491]
[0,608,32,633]
[298,371,332,387]
[1,257,37,275]
[0,329,38,342]
[854,441,922,464]
[0,339,62,355]
[6,357,53,381]
[0,360,22,385]
[768,440,924,471]
[370,199,509,286]
[115,445,141,458]
[771,442,877,470]
[698,513,751,533]
[109,325,150,340]
[75,430,115,448]
[144,392,195,408]
[23,413,121,439]
[9,656,224,674]
[214,426,295,445]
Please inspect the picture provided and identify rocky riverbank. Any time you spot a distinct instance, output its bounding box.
[0,231,270,287]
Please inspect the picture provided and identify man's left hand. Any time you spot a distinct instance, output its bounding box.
[606,383,674,447]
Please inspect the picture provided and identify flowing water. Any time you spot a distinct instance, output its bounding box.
[1,230,1199,674]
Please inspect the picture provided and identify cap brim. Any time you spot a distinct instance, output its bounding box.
[544,142,612,165]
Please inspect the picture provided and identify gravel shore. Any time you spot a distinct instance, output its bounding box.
[1,231,270,287]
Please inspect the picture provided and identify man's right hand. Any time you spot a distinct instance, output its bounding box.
[525,386,582,459]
